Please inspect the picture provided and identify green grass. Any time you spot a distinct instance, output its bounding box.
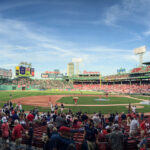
[131,95,150,100]
[20,104,150,114]
[58,96,141,105]
[64,106,128,114]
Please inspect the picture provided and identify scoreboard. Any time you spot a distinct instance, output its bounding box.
[16,66,34,77]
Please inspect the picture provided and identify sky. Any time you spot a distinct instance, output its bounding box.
[0,0,150,78]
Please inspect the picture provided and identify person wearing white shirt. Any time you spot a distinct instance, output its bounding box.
[92,113,101,127]
[131,106,136,113]
[19,104,22,111]
[114,113,119,123]
[51,103,54,112]
[130,117,139,137]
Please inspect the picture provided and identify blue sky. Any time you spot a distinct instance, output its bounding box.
[0,0,150,77]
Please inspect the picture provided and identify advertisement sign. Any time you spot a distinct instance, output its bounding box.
[26,68,30,76]
[83,70,100,74]
[31,68,34,76]
[134,46,146,54]
[41,74,49,78]
[16,66,19,70]
[20,67,26,75]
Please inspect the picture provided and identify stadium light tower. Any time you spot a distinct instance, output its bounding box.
[134,46,146,67]
[72,58,82,75]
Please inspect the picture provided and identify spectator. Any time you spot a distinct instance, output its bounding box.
[27,122,34,149]
[92,113,101,127]
[83,119,98,150]
[50,126,76,150]
[138,132,147,150]
[12,119,24,150]
[127,116,131,127]
[121,112,126,125]
[108,124,124,150]
[141,112,144,121]
[12,111,19,122]
[114,113,119,123]
[130,117,139,137]
[42,132,49,150]
[27,112,34,122]
[140,120,147,136]
[81,112,88,123]
[1,117,10,150]
[18,103,22,112]
[55,113,64,129]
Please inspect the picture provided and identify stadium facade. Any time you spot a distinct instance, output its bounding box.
[0,62,150,94]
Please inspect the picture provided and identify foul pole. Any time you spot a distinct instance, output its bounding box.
[99,74,101,89]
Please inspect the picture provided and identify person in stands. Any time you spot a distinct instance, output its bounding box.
[27,122,34,149]
[140,120,147,136]
[11,110,19,122]
[138,132,147,150]
[82,119,98,150]
[108,124,124,150]
[130,117,139,137]
[121,112,126,124]
[27,111,34,122]
[12,119,24,150]
[50,126,76,150]
[1,117,10,150]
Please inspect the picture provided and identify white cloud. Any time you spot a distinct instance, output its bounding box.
[143,30,150,36]
[103,0,150,28]
[85,46,131,53]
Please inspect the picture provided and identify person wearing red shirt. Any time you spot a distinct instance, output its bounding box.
[27,112,34,122]
[140,120,146,135]
[12,120,24,150]
[127,113,131,118]
[1,117,9,149]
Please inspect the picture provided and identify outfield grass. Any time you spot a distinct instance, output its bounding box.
[131,95,150,100]
[58,96,141,105]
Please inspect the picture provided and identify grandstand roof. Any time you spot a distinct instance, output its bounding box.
[143,62,150,65]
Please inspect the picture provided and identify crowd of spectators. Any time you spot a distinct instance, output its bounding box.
[1,77,149,94]
[1,100,150,150]
[73,84,150,94]
[12,78,73,90]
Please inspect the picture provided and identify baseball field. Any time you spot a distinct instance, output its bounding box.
[0,90,150,114]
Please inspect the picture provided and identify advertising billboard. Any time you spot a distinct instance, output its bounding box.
[20,66,26,75]
[30,68,34,76]
[16,66,19,76]
[134,46,146,55]
[41,74,49,78]
[117,68,126,73]
[26,68,30,76]
[16,66,34,77]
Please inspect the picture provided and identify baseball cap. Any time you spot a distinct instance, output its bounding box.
[2,117,7,123]
[59,126,71,132]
